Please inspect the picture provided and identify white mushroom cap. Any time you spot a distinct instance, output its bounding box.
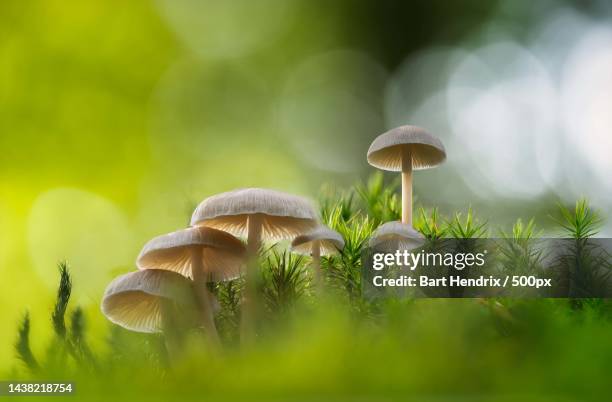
[137,227,246,282]
[369,221,425,252]
[291,226,345,256]
[190,188,319,240]
[101,270,196,333]
[367,125,446,171]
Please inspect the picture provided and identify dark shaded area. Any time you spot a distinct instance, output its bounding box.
[336,0,601,69]
[337,0,502,68]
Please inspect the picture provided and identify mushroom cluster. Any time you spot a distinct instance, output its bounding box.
[367,125,446,250]
[101,188,345,349]
[101,126,442,349]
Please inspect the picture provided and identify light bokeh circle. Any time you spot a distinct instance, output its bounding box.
[27,188,134,305]
[278,50,387,173]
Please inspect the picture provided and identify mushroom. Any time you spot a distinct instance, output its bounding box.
[369,221,424,252]
[190,188,318,339]
[367,125,446,227]
[101,269,198,359]
[136,226,246,346]
[291,226,344,287]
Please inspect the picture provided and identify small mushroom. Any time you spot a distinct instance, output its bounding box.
[136,226,246,346]
[367,125,446,226]
[291,226,344,287]
[190,188,318,339]
[101,269,198,359]
[369,221,424,252]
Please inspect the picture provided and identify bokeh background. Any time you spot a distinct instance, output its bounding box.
[1,0,612,371]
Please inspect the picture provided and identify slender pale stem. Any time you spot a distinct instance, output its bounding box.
[247,214,263,257]
[241,214,262,343]
[191,247,220,347]
[160,299,180,364]
[311,240,322,289]
[401,146,413,226]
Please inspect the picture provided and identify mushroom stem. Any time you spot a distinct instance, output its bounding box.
[401,146,413,226]
[191,247,221,347]
[160,299,181,364]
[241,214,262,342]
[311,240,322,288]
[246,214,263,256]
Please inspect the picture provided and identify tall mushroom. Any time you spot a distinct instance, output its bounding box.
[367,125,446,227]
[136,226,245,346]
[190,188,318,340]
[101,269,198,360]
[291,226,344,287]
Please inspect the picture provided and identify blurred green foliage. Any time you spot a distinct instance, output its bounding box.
[8,180,612,402]
[1,1,611,400]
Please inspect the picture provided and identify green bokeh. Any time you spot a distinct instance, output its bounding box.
[1,2,611,401]
[0,0,335,369]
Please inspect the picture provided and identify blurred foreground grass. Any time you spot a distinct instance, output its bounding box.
[9,296,612,401]
[6,175,612,402]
